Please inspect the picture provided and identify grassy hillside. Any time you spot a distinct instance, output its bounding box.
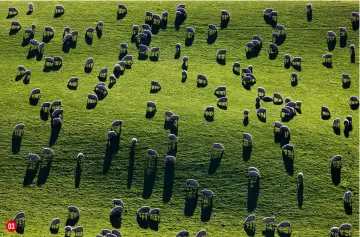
[0,1,358,237]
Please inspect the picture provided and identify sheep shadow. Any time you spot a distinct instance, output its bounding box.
[333,127,341,136]
[243,117,249,126]
[201,203,213,222]
[247,183,260,212]
[117,12,127,20]
[184,196,198,216]
[42,35,53,44]
[216,58,226,65]
[49,126,61,147]
[127,144,136,189]
[49,226,59,234]
[142,168,157,199]
[15,74,25,82]
[170,126,179,137]
[268,53,278,60]
[163,162,175,203]
[7,13,18,19]
[96,28,102,39]
[86,101,97,110]
[275,35,286,46]
[103,152,114,175]
[207,34,217,44]
[16,225,25,234]
[12,133,23,154]
[342,81,351,89]
[9,28,21,35]
[119,52,127,61]
[255,101,260,109]
[136,215,148,229]
[43,65,52,72]
[174,51,181,59]
[23,77,30,85]
[26,10,33,15]
[138,54,148,61]
[197,82,207,88]
[84,66,93,74]
[75,160,82,188]
[36,52,44,62]
[149,55,159,62]
[146,111,156,119]
[67,84,78,90]
[110,213,122,229]
[151,26,160,35]
[85,35,93,45]
[243,145,252,161]
[148,219,159,231]
[37,159,52,186]
[352,21,359,31]
[257,114,266,123]
[322,62,332,68]
[62,43,71,53]
[307,12,312,22]
[340,36,347,48]
[292,65,301,72]
[321,114,331,120]
[242,83,252,91]
[150,88,161,94]
[208,156,223,174]
[297,183,303,208]
[327,40,336,51]
[331,166,341,185]
[350,103,359,110]
[277,231,291,237]
[174,16,186,31]
[246,50,260,59]
[344,201,352,215]
[53,12,64,18]
[66,216,79,226]
[160,20,167,30]
[244,223,256,236]
[23,163,39,187]
[262,229,275,237]
[29,97,39,106]
[27,50,37,59]
[344,129,350,138]
[282,153,294,175]
[185,38,194,47]
[21,38,31,47]
[204,115,214,122]
[291,79,298,87]
[220,19,229,29]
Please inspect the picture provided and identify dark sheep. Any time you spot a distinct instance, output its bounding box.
[181,70,187,83]
[197,74,208,88]
[321,106,331,119]
[160,11,169,29]
[262,96,273,102]
[233,62,240,75]
[220,10,230,29]
[257,87,266,98]
[349,96,359,110]
[351,12,359,30]
[145,11,154,26]
[217,97,228,110]
[214,86,226,98]
[273,93,284,105]
[322,53,332,68]
[284,54,291,68]
[349,44,355,63]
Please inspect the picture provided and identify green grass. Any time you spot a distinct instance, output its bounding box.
[0,1,358,236]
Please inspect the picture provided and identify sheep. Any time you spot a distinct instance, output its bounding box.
[195,230,207,237]
[349,95,359,106]
[101,229,112,236]
[263,8,273,17]
[112,199,124,207]
[71,30,79,41]
[331,155,342,168]
[282,144,294,159]
[262,217,276,229]
[110,120,123,134]
[244,214,256,227]
[50,218,60,229]
[242,76,252,87]
[284,54,291,67]
[170,114,180,128]
[149,47,160,58]
[343,119,350,130]
[27,153,41,168]
[330,227,339,236]
[176,230,190,237]
[145,11,153,25]
[43,26,55,37]
[64,226,72,236]
[53,56,63,67]
[268,43,279,55]
[273,93,283,104]
[274,121,283,134]
[68,206,80,219]
[73,226,83,236]
[98,67,108,80]
[165,155,176,163]
[30,88,41,99]
[63,26,71,36]
[321,106,331,118]
[204,106,215,119]
[153,14,161,26]
[185,179,199,199]
[122,55,133,67]
[322,53,332,64]
[345,115,352,126]
[51,109,64,120]
[248,170,260,186]
[275,24,286,35]
[147,208,161,222]
[97,21,104,31]
[164,111,174,122]
[13,124,25,137]
[233,62,240,74]
[243,133,253,147]
[297,172,303,187]
[291,57,301,68]
[10,21,21,30]
[333,118,341,128]
[54,5,65,14]
[339,223,351,236]
[257,108,266,119]
[327,31,336,43]
[168,134,179,150]
[146,101,157,113]
[217,97,228,110]
[111,229,122,237]
[245,41,255,52]
[270,11,278,22]
[117,4,127,14]
[23,29,34,40]
[63,34,72,44]
[214,86,226,98]
[85,27,94,38]
[277,221,291,233]
[343,191,352,203]
[37,42,45,54]
[137,206,151,219]
[272,32,279,43]
[185,27,195,39]
[8,7,19,16]
[257,87,266,98]
[208,24,218,36]
[280,126,290,138]
[182,56,188,69]
[342,73,351,85]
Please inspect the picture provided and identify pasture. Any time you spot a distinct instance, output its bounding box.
[0,1,358,237]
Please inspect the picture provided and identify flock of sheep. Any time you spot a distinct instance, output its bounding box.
[7,2,358,237]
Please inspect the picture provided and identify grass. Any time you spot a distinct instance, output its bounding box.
[0,1,358,237]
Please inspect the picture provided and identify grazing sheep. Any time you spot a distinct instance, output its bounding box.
[248,170,260,187]
[110,206,123,218]
[98,67,108,80]
[63,26,71,36]
[333,118,341,128]
[185,27,195,39]
[349,95,359,107]
[343,119,350,130]
[146,101,157,113]
[245,41,255,52]
[53,56,62,67]
[10,21,21,30]
[112,199,124,207]
[244,109,249,118]
[97,21,104,31]
[268,43,279,55]
[243,133,253,147]
[330,227,339,237]
[63,34,72,44]
[122,55,133,67]
[51,109,64,120]
[67,78,79,89]
[214,86,226,98]
[149,47,160,59]
[297,172,303,187]
[339,223,351,236]
[221,10,230,21]
[152,14,161,26]
[137,206,151,220]
[263,8,273,17]
[277,221,291,233]
[327,31,336,43]
[54,5,65,14]
[43,26,55,37]
[280,126,290,139]
[13,212,25,227]
[275,24,286,35]
[233,62,240,75]
[102,230,112,236]
[71,30,79,41]
[164,111,174,122]
[272,32,279,43]
[274,121,283,134]
[257,87,266,98]
[50,218,60,229]
[182,56,188,69]
[170,114,180,128]
[73,226,83,237]
[339,27,348,38]
[343,191,352,204]
[342,73,351,85]
[27,153,41,168]
[211,143,224,160]
[217,97,228,110]
[185,179,199,199]
[262,217,276,229]
[204,106,215,120]
[270,11,278,22]
[110,120,123,134]
[176,231,190,237]
[257,107,266,119]
[111,230,122,237]
[13,123,25,137]
[118,4,127,14]
[84,57,94,69]
[323,53,332,64]
[30,88,41,100]
[106,234,117,237]
[145,11,153,25]
[201,189,214,208]
[68,206,80,219]
[120,43,128,55]
[147,208,161,222]
[197,74,208,87]
[165,155,176,164]
[321,106,331,118]
[44,57,54,68]
[291,57,301,67]
[23,29,34,40]
[345,115,352,126]
[8,7,18,16]
[195,230,207,237]
[216,49,226,60]
[85,27,94,38]
[29,39,39,51]
[282,144,294,159]
[208,24,218,36]
[284,54,291,68]
[244,214,256,227]
[168,133,179,147]
[331,155,342,168]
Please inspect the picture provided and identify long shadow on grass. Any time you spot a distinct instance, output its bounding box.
[163,161,175,203]
[142,166,157,199]
[12,133,23,154]
[297,183,303,208]
[75,160,82,188]
[262,229,275,237]
[331,165,341,185]
[23,163,39,187]
[247,183,260,212]
[243,145,252,161]
[49,126,61,147]
[127,143,136,189]
[37,159,52,186]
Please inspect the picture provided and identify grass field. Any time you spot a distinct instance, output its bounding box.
[0,1,358,237]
